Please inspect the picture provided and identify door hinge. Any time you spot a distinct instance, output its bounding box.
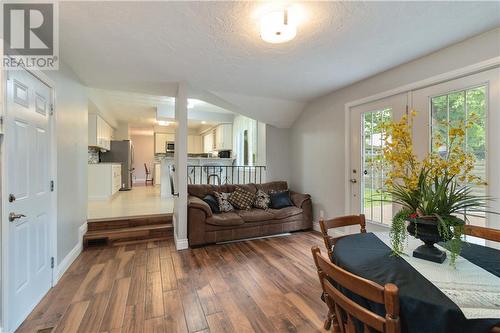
[49,104,54,116]
[50,180,54,192]
[50,257,54,269]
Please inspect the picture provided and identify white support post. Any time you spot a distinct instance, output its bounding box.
[173,83,189,250]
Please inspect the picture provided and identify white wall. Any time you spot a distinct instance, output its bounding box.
[266,125,291,183]
[131,134,154,182]
[290,27,500,227]
[46,62,89,264]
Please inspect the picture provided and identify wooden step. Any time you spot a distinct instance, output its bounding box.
[83,222,173,248]
[87,213,172,231]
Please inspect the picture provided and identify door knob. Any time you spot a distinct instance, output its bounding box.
[350,179,357,184]
[9,212,26,222]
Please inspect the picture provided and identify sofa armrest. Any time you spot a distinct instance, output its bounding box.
[188,196,213,218]
[290,191,311,208]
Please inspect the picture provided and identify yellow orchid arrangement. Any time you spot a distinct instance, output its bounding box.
[376,111,490,265]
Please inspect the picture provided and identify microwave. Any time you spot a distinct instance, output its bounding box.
[165,141,175,153]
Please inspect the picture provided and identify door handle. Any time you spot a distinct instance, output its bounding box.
[9,212,26,222]
[350,179,357,184]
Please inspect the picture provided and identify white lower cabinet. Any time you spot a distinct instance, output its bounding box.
[88,163,122,200]
[154,163,161,185]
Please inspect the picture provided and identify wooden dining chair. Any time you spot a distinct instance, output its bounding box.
[144,163,154,186]
[464,225,500,333]
[311,246,400,333]
[464,224,500,242]
[319,215,367,259]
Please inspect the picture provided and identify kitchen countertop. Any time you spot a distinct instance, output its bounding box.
[156,156,235,160]
[88,162,122,165]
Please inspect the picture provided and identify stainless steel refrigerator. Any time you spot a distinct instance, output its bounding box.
[100,140,134,190]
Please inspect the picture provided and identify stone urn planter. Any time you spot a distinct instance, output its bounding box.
[406,216,463,263]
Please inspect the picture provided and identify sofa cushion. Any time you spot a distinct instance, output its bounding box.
[269,191,294,209]
[268,206,303,220]
[236,209,275,223]
[188,184,258,198]
[206,212,244,226]
[202,194,220,214]
[228,187,256,210]
[256,181,288,194]
[214,192,234,212]
[254,189,271,209]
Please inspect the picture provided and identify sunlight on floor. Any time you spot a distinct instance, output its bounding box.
[87,185,174,220]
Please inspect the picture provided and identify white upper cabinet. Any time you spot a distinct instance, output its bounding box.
[154,133,175,154]
[89,114,113,150]
[215,123,232,151]
[188,135,203,153]
[203,132,214,153]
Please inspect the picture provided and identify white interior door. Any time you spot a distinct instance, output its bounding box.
[4,69,53,332]
[349,93,408,225]
[412,68,500,233]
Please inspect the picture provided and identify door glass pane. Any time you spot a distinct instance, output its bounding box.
[362,108,393,225]
[430,85,487,226]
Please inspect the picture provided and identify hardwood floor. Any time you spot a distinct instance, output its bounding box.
[16,232,327,333]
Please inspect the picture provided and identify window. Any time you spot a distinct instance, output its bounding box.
[430,85,487,226]
[362,108,393,225]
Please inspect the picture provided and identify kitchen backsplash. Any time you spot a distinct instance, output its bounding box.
[88,147,100,164]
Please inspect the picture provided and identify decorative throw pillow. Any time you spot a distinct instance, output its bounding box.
[254,189,270,210]
[202,194,220,214]
[214,192,234,212]
[269,190,294,209]
[228,187,256,210]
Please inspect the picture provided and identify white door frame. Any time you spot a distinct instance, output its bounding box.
[344,57,500,218]
[1,67,57,333]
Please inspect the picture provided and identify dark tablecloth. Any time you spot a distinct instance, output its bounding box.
[330,232,500,333]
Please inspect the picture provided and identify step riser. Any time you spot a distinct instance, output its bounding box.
[84,229,173,248]
[88,215,172,231]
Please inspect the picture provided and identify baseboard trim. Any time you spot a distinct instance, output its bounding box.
[313,222,321,232]
[55,222,87,283]
[174,234,189,250]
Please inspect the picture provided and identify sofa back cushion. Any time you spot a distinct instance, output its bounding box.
[188,182,286,199]
[256,181,288,194]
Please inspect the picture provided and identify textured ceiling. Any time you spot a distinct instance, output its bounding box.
[60,1,500,127]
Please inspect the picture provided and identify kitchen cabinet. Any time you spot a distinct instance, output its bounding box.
[154,163,161,185]
[89,114,113,151]
[215,124,232,150]
[188,135,203,153]
[154,133,175,154]
[203,132,214,153]
[88,163,122,200]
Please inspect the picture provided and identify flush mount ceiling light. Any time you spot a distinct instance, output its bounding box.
[260,8,297,44]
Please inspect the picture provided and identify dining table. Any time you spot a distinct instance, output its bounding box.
[330,231,500,333]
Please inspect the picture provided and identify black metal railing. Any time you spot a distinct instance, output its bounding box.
[169,165,267,195]
[187,165,267,185]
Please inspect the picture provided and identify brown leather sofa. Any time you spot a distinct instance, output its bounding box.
[188,181,312,246]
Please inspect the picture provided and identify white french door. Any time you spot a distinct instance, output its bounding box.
[4,69,54,332]
[349,93,407,225]
[412,68,500,232]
